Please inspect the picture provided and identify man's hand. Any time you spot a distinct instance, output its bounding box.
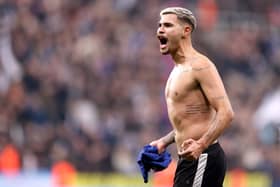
[150,139,166,154]
[149,130,175,154]
[178,139,205,160]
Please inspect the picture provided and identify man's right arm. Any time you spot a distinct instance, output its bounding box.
[150,130,175,153]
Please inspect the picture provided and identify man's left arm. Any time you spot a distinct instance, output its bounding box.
[179,60,234,159]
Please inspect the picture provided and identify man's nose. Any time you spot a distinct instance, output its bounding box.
[157,27,164,34]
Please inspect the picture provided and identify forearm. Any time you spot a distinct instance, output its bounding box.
[159,130,176,147]
[198,109,234,149]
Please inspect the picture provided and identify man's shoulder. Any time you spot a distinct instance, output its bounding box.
[191,54,214,72]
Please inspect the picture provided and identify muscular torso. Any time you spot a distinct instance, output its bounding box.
[165,63,216,151]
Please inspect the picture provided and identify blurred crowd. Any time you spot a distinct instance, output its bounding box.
[0,0,279,185]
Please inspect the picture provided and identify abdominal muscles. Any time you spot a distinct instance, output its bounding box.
[167,101,216,147]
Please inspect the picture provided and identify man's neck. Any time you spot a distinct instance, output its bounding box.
[171,39,195,65]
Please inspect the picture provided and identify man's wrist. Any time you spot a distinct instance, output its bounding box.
[197,139,208,150]
[159,138,168,148]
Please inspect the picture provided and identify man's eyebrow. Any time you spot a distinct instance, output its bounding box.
[158,21,174,26]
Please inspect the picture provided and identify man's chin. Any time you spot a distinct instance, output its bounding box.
[160,49,169,55]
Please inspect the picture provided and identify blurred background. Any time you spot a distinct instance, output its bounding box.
[0,0,279,187]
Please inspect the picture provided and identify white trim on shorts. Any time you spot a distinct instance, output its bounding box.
[192,153,208,187]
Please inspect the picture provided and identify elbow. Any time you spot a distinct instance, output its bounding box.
[226,107,235,124]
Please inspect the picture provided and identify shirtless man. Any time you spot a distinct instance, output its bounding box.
[150,7,234,187]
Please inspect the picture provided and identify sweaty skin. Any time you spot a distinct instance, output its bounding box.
[150,13,234,160]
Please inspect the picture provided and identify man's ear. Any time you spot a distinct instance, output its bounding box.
[182,26,191,38]
[184,26,191,34]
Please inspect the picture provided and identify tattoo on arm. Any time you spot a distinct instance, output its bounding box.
[161,130,175,145]
[201,96,226,143]
[199,108,231,148]
[201,115,221,145]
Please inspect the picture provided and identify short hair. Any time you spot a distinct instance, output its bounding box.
[160,7,197,32]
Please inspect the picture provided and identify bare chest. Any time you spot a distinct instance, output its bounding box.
[165,67,198,101]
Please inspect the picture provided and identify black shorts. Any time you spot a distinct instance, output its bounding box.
[173,142,226,187]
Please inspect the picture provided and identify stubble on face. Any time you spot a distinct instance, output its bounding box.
[157,14,185,56]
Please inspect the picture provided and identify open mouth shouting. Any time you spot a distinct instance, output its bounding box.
[158,36,168,49]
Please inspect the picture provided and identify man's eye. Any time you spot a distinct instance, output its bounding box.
[165,23,172,27]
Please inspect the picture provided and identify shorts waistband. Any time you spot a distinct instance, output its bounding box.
[178,140,221,160]
[203,140,220,153]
